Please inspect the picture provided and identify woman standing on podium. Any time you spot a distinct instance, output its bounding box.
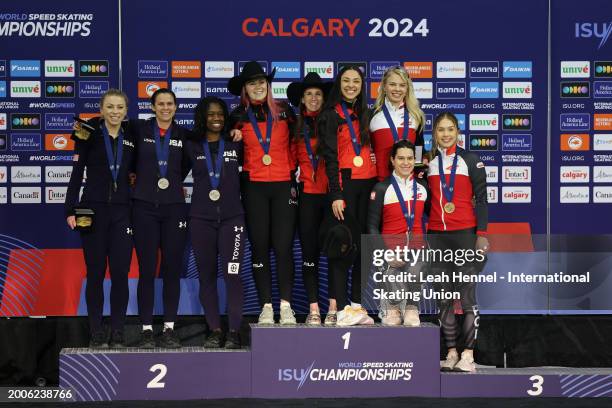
[131,88,191,349]
[318,65,377,326]
[227,61,298,325]
[65,89,135,349]
[287,72,337,325]
[187,97,244,348]
[427,112,489,372]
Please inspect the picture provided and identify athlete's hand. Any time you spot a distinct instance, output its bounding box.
[475,236,489,254]
[67,216,76,230]
[332,200,345,221]
[370,152,377,165]
[230,129,243,142]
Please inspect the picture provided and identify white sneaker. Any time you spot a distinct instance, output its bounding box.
[279,303,297,325]
[402,306,421,327]
[336,305,362,326]
[454,350,476,372]
[258,304,274,325]
[352,306,374,325]
[381,307,402,326]
[440,350,460,372]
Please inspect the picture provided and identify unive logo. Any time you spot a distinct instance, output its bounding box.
[10,133,41,151]
[204,61,234,79]
[593,81,612,98]
[271,62,301,79]
[205,81,233,100]
[137,81,168,99]
[304,62,333,79]
[469,61,499,78]
[271,81,290,99]
[79,81,109,98]
[574,22,612,50]
[370,61,400,80]
[45,81,75,98]
[485,166,498,183]
[594,186,612,203]
[502,166,531,183]
[403,62,433,79]
[560,186,590,203]
[469,82,499,98]
[436,61,466,78]
[502,134,532,151]
[560,166,589,183]
[593,166,612,183]
[79,60,109,77]
[171,81,202,98]
[138,60,168,79]
[172,61,201,78]
[469,114,498,131]
[10,60,40,77]
[45,134,74,151]
[469,134,498,151]
[413,82,433,99]
[560,114,589,132]
[502,186,531,203]
[593,134,612,151]
[560,61,590,78]
[594,61,612,78]
[561,81,590,98]
[502,61,532,78]
[487,186,498,203]
[502,114,532,131]
[435,82,466,99]
[560,134,589,151]
[11,113,41,130]
[44,60,75,78]
[0,113,5,130]
[10,81,41,98]
[502,82,532,99]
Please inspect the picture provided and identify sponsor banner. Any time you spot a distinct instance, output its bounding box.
[455,114,466,131]
[369,61,399,79]
[594,61,612,78]
[435,82,466,99]
[502,114,532,131]
[44,60,75,78]
[424,114,433,131]
[271,81,290,99]
[204,81,234,99]
[204,61,234,79]
[10,60,40,77]
[469,82,499,98]
[271,62,301,79]
[138,113,154,120]
[593,186,612,203]
[239,60,268,74]
[0,166,6,182]
[78,81,109,98]
[502,61,532,78]
[594,114,612,130]
[369,82,380,100]
[79,60,109,77]
[10,80,41,98]
[560,186,590,203]
[45,134,74,151]
[11,186,41,204]
[0,134,6,151]
[559,113,589,131]
[593,82,612,98]
[560,134,589,151]
[560,81,590,98]
[457,133,466,149]
[593,134,612,151]
[502,166,531,183]
[171,81,202,98]
[10,113,41,130]
[137,60,168,79]
[45,186,67,203]
[593,166,612,183]
[337,61,366,76]
[469,61,499,78]
[0,60,5,77]
[502,134,532,151]
[402,62,433,79]
[11,166,41,183]
[0,80,5,97]
[436,61,466,78]
[0,187,6,203]
[171,61,201,78]
[469,114,498,130]
[10,133,41,151]
[304,62,333,79]
[502,82,532,99]
[45,81,75,98]
[0,113,5,130]
[560,61,590,78]
[560,166,589,183]
[501,186,531,203]
[137,81,168,99]
[45,166,73,183]
[487,186,498,203]
[174,113,194,129]
[45,113,74,131]
[469,134,497,151]
[412,82,432,99]
[485,166,498,183]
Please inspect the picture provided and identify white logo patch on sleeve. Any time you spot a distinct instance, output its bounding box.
[476,162,485,168]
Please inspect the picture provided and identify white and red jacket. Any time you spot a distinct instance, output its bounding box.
[427,145,488,235]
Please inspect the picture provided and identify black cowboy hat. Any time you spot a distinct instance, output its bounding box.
[227,61,276,96]
[286,72,333,107]
[319,211,361,261]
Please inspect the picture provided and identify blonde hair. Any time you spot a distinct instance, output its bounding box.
[373,67,425,133]
[100,88,128,107]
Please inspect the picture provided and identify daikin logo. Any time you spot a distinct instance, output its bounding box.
[574,22,612,50]
[469,82,499,98]
[502,61,532,78]
[271,62,300,79]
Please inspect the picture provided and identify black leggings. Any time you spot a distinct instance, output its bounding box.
[331,177,377,310]
[298,188,335,304]
[242,180,297,305]
[428,228,481,350]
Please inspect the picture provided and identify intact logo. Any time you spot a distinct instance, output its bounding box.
[502,186,531,203]
[502,82,532,99]
[469,82,499,98]
[594,186,612,203]
[594,114,612,130]
[45,81,75,98]
[271,62,300,79]
[11,113,41,130]
[561,81,590,98]
[45,186,67,203]
[337,62,367,76]
[560,166,589,183]
[205,81,233,99]
[469,61,499,78]
[560,114,589,131]
[10,133,41,151]
[79,60,109,77]
[593,134,612,151]
[369,61,400,80]
[593,82,612,98]
[304,62,333,79]
[560,61,590,78]
[0,113,5,130]
[204,61,234,79]
[502,61,532,78]
[10,60,40,77]
[502,114,531,131]
[574,22,612,50]
[469,134,498,151]
[171,61,201,78]
[485,166,498,183]
[487,186,498,203]
[403,62,433,79]
[10,81,41,98]
[502,134,532,151]
[560,134,589,151]
[502,166,531,183]
[436,82,466,99]
[469,114,498,131]
[436,61,466,78]
[138,81,168,98]
[45,134,74,151]
[413,82,433,99]
[79,81,109,98]
[560,186,589,203]
[593,166,612,183]
[594,61,612,78]
[138,60,168,79]
[44,60,75,78]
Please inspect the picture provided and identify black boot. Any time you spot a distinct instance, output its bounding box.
[109,330,126,349]
[204,329,224,348]
[89,329,108,349]
[224,330,241,349]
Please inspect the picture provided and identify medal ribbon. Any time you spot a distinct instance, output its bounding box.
[202,138,225,190]
[102,123,124,188]
[382,104,409,143]
[437,151,459,204]
[340,103,361,157]
[153,122,172,179]
[247,107,273,156]
[390,175,418,231]
[302,122,319,178]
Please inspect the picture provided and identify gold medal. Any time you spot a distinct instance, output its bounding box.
[76,216,93,228]
[262,154,272,166]
[444,202,455,214]
[353,156,364,167]
[209,189,221,201]
[157,178,170,190]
